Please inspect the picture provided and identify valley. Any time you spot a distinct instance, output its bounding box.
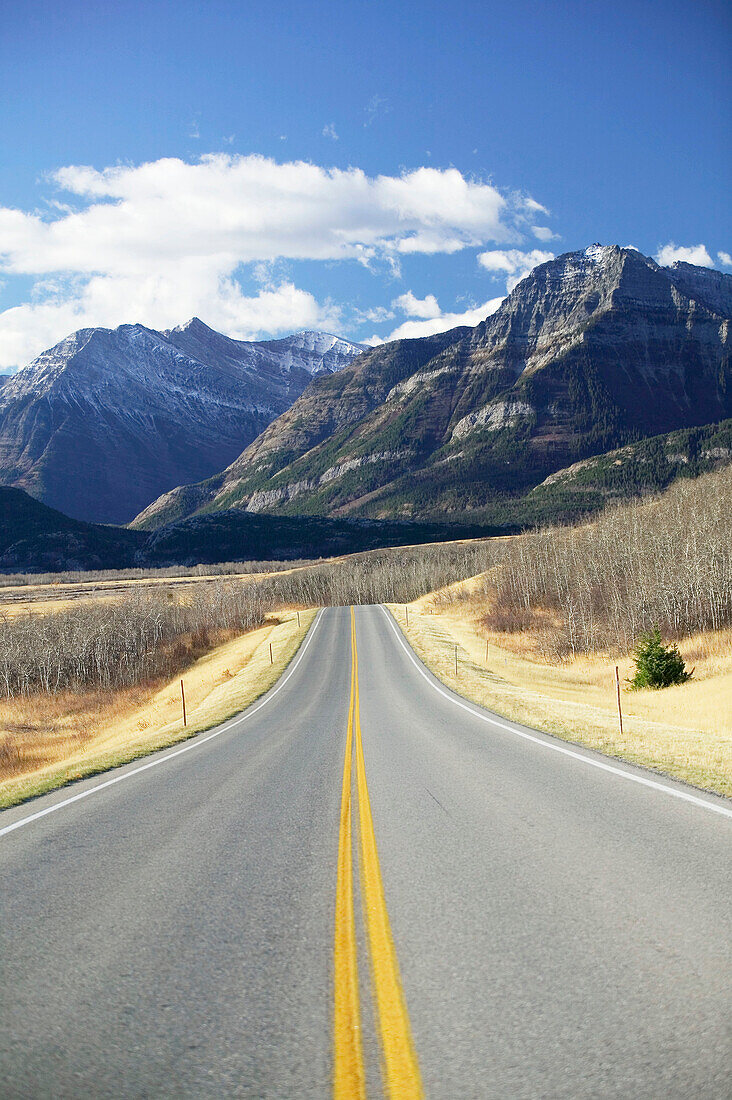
[2,249,731,812]
[4,6,730,1096]
[2,467,730,807]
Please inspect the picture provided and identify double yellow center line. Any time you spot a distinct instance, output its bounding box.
[334,608,423,1099]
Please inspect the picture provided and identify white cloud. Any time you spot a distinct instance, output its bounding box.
[718,251,732,268]
[322,123,339,141]
[2,156,520,275]
[0,153,547,368]
[392,291,442,319]
[531,225,559,242]
[477,248,554,291]
[0,276,342,369]
[654,242,714,268]
[523,197,550,216]
[354,305,395,324]
[384,296,504,341]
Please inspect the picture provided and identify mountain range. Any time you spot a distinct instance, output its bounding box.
[0,322,365,524]
[1,244,730,569]
[134,246,732,530]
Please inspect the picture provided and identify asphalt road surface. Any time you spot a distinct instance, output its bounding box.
[1,605,730,1098]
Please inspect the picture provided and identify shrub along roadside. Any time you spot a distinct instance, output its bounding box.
[0,583,271,698]
[629,629,691,690]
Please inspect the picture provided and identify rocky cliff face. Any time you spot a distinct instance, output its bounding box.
[663,262,732,318]
[136,247,731,528]
[0,320,364,523]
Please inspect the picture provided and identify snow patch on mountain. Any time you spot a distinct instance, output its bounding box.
[583,243,613,264]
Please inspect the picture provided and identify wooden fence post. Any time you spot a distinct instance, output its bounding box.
[615,665,623,737]
[180,679,186,727]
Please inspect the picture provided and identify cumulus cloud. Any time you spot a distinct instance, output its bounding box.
[0,277,343,370]
[654,242,714,268]
[322,123,339,140]
[382,295,505,341]
[0,153,548,368]
[477,248,554,291]
[392,291,442,319]
[718,251,732,268]
[355,305,395,324]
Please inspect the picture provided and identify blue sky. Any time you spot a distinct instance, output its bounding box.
[0,0,730,368]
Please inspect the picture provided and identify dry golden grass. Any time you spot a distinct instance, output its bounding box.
[0,569,294,616]
[389,594,732,798]
[0,609,315,808]
[0,594,120,619]
[0,570,259,598]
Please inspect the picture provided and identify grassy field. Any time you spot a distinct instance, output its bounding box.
[0,609,315,809]
[387,590,732,797]
[0,567,300,614]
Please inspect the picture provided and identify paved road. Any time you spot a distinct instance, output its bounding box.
[1,605,730,1098]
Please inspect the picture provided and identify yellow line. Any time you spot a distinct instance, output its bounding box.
[333,612,366,1099]
[352,608,424,1100]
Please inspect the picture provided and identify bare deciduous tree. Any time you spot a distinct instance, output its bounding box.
[480,469,731,658]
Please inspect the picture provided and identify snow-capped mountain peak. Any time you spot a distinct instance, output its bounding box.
[582,243,614,264]
[0,320,365,524]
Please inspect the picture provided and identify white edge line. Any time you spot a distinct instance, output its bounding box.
[380,607,732,821]
[0,610,324,840]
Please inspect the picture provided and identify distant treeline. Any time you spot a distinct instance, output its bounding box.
[0,541,498,698]
[3,467,729,696]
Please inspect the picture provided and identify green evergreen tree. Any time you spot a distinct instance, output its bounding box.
[630,628,691,689]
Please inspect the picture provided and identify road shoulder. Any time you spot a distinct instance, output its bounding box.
[0,609,316,809]
[386,602,732,799]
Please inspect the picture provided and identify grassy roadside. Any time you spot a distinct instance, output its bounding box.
[386,600,732,798]
[0,609,316,809]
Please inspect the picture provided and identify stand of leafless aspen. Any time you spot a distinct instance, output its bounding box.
[0,541,496,699]
[478,469,731,659]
